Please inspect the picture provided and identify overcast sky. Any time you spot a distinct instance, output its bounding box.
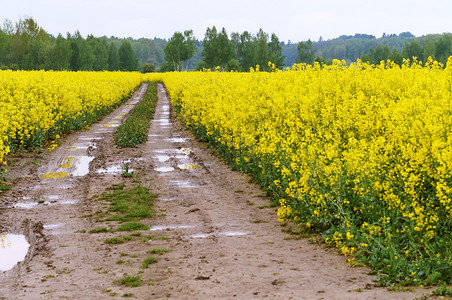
[0,0,451,42]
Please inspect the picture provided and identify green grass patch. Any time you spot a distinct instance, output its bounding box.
[104,185,156,222]
[116,222,149,231]
[115,81,159,147]
[432,285,452,296]
[106,184,126,190]
[94,184,156,223]
[141,257,158,268]
[120,163,134,177]
[148,248,169,255]
[0,184,10,191]
[115,275,141,287]
[104,237,124,244]
[89,227,109,233]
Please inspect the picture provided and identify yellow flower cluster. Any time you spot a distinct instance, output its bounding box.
[0,70,142,169]
[152,57,452,284]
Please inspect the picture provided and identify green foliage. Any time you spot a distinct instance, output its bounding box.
[100,184,156,222]
[121,163,134,177]
[115,82,158,147]
[119,40,139,71]
[296,39,316,64]
[164,30,196,71]
[141,62,155,73]
[159,61,175,72]
[370,44,391,64]
[78,39,96,70]
[268,33,285,69]
[88,227,109,233]
[88,35,109,71]
[116,222,149,231]
[107,43,120,71]
[200,27,286,72]
[402,39,423,62]
[225,59,241,71]
[237,31,256,70]
[140,257,158,268]
[148,248,169,255]
[115,275,141,287]
[201,26,234,70]
[51,34,72,70]
[0,184,10,191]
[434,34,452,65]
[2,17,452,71]
[195,60,209,71]
[104,237,124,244]
[432,285,452,296]
[254,29,269,70]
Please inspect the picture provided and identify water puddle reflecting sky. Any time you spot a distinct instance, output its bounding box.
[44,223,64,230]
[71,156,94,176]
[169,179,203,188]
[155,166,175,172]
[0,233,30,271]
[166,138,189,143]
[178,163,201,170]
[187,231,251,239]
[155,155,170,162]
[96,165,122,174]
[150,225,196,231]
[12,198,77,209]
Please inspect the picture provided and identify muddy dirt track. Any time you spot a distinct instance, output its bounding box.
[0,84,434,299]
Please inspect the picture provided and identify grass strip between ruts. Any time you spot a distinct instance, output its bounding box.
[114,81,159,147]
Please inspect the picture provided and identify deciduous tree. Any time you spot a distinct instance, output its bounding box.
[108,42,120,71]
[119,40,138,71]
[164,30,196,71]
[296,39,316,64]
[201,26,233,70]
[268,33,284,69]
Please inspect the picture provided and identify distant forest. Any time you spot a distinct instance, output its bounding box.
[1,17,451,72]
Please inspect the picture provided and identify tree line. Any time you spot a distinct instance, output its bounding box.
[1,17,451,72]
[285,32,452,67]
[0,17,140,71]
[163,26,285,72]
[360,34,452,66]
[164,28,452,71]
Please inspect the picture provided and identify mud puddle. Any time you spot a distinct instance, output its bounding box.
[187,231,251,239]
[154,166,175,172]
[39,156,94,178]
[0,234,30,271]
[12,200,77,209]
[150,225,197,231]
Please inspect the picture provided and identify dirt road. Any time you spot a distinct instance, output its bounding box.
[0,84,432,299]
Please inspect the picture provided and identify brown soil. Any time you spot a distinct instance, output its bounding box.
[0,84,435,299]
